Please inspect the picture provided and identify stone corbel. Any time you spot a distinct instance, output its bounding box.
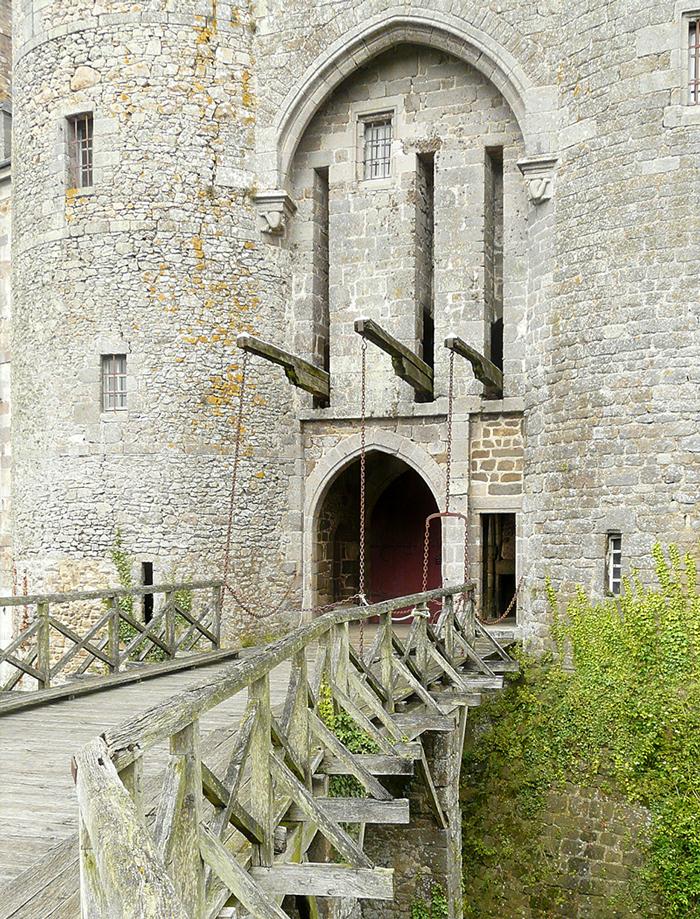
[517,155,558,204]
[253,190,297,236]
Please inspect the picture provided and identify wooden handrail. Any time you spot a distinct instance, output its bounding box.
[72,582,493,918]
[104,583,474,769]
[0,579,223,607]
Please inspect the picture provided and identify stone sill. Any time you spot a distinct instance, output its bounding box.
[299,396,525,423]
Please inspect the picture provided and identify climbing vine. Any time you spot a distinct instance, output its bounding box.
[461,545,700,918]
[411,883,449,919]
[318,681,378,798]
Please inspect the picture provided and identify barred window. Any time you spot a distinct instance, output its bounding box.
[363,116,392,180]
[690,19,700,104]
[68,113,94,188]
[605,533,622,596]
[102,354,127,411]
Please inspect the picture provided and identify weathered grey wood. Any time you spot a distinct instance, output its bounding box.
[201,763,264,844]
[73,737,189,918]
[36,602,50,690]
[282,650,310,785]
[48,616,115,672]
[285,797,409,825]
[390,655,443,714]
[309,713,392,800]
[0,646,241,716]
[379,613,394,714]
[248,678,274,866]
[330,682,395,755]
[354,317,433,398]
[250,865,395,900]
[270,754,373,868]
[104,585,470,768]
[199,826,288,919]
[392,711,455,738]
[346,670,403,743]
[237,332,330,400]
[444,334,504,394]
[317,752,418,777]
[347,643,389,704]
[118,756,144,824]
[417,750,448,830]
[0,580,223,608]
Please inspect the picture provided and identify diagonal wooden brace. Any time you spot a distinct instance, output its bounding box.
[355,317,433,399]
[237,333,330,400]
[444,335,503,396]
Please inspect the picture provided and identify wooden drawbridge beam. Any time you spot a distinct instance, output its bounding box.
[444,335,503,396]
[236,333,330,401]
[354,317,433,399]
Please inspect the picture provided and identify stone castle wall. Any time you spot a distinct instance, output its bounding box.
[7,0,699,650]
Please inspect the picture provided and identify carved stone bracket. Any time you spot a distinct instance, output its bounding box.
[253,190,297,235]
[517,155,558,204]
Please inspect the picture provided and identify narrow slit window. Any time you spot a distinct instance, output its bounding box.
[101,354,127,411]
[68,113,94,188]
[606,533,623,596]
[690,19,700,104]
[363,116,392,180]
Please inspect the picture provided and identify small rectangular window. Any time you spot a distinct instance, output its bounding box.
[363,116,392,180]
[690,19,700,104]
[68,113,94,188]
[605,533,623,596]
[102,354,127,411]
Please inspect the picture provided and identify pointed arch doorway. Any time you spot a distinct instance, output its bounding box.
[313,450,442,611]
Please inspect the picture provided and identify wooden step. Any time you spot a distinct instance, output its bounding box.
[286,797,409,825]
[249,864,394,900]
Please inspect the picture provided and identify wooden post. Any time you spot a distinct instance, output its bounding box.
[380,612,395,713]
[211,585,223,648]
[334,622,350,695]
[414,603,429,679]
[286,649,311,786]
[119,755,144,825]
[79,814,104,918]
[107,596,120,674]
[36,601,50,689]
[443,595,455,661]
[165,591,175,658]
[163,720,205,915]
[248,674,274,866]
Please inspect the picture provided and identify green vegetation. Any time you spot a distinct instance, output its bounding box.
[461,545,700,919]
[411,883,449,919]
[318,681,378,798]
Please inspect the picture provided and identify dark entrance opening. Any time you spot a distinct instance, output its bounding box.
[142,561,154,623]
[314,452,441,610]
[481,513,516,620]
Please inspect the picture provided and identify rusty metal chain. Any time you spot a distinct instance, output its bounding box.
[445,347,455,512]
[221,350,292,623]
[358,337,369,659]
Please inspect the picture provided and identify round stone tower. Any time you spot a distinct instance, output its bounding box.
[11,0,297,636]
[521,0,700,641]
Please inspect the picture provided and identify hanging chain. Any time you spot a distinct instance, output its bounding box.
[222,350,249,593]
[358,337,368,659]
[445,347,455,513]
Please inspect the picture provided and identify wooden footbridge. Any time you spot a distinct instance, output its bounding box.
[0,581,516,918]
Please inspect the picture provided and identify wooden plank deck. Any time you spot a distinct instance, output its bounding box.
[0,655,293,912]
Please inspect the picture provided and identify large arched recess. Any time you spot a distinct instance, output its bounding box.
[272,7,551,186]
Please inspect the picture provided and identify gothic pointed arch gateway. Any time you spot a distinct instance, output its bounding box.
[269,7,556,187]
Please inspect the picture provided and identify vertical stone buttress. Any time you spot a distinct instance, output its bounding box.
[11,0,297,639]
[0,0,10,657]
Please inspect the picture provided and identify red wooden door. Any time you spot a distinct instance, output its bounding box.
[369,471,441,619]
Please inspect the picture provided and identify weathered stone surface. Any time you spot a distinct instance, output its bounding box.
[70,65,100,91]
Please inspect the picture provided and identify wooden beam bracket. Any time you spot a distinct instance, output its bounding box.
[444,335,503,396]
[355,318,433,399]
[237,332,330,401]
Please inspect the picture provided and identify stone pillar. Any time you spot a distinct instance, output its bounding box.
[340,711,467,919]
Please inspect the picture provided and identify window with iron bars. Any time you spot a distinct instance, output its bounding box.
[68,113,94,188]
[363,116,392,180]
[605,532,623,596]
[101,354,127,412]
[690,19,700,103]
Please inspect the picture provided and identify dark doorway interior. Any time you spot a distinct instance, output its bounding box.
[315,453,441,612]
[142,561,154,623]
[481,513,516,620]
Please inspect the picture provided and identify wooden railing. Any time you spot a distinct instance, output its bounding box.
[0,580,223,694]
[73,583,515,918]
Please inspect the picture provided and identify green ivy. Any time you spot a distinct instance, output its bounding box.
[318,681,378,798]
[411,883,449,919]
[461,544,700,918]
